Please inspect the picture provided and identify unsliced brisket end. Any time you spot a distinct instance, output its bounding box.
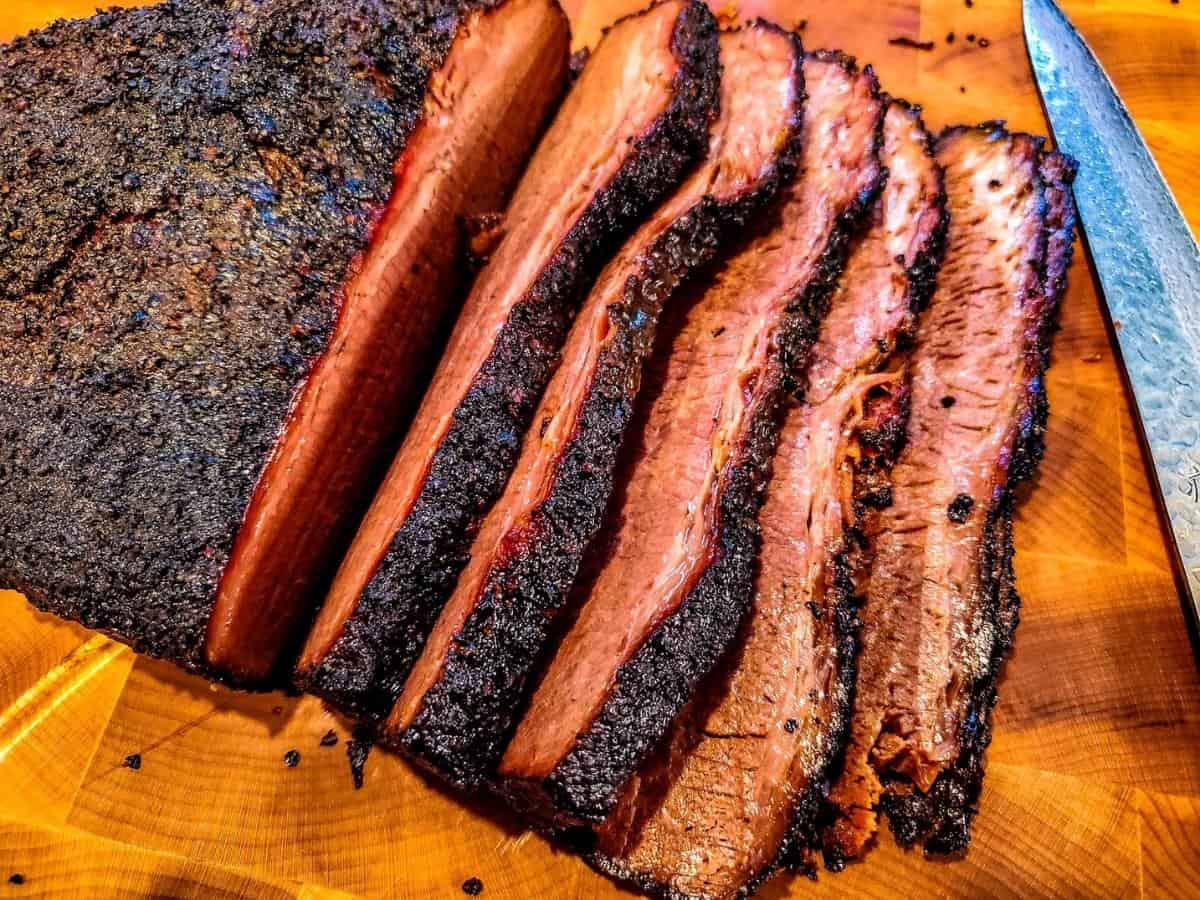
[0,0,470,680]
[822,126,1077,866]
[497,50,887,825]
[589,99,945,900]
[296,0,720,720]
[203,0,571,684]
[388,23,806,791]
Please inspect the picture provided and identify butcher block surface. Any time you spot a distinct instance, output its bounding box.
[1,0,1198,897]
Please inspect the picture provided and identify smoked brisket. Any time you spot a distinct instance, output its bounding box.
[386,23,806,789]
[497,51,887,825]
[822,126,1077,864]
[590,99,946,900]
[296,0,720,720]
[205,0,571,682]
[0,0,563,683]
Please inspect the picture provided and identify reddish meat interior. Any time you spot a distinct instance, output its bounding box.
[499,53,884,783]
[378,0,706,732]
[204,0,570,681]
[388,24,801,739]
[302,0,691,684]
[824,127,1047,861]
[596,102,944,898]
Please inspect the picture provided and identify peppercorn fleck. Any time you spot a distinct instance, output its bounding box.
[462,877,484,895]
[283,749,301,768]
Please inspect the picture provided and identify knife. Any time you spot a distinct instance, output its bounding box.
[1024,0,1200,625]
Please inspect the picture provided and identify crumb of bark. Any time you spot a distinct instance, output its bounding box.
[283,749,301,768]
[989,179,1002,189]
[947,31,955,43]
[948,493,975,523]
[122,753,142,770]
[711,326,726,337]
[462,878,484,896]
[8,874,25,886]
[347,726,373,790]
[966,33,976,42]
[889,36,935,51]
[320,730,338,747]
[959,85,967,93]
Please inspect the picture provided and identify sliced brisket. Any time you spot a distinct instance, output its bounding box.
[205,0,571,683]
[296,0,720,720]
[0,0,557,683]
[822,126,1077,864]
[385,23,806,789]
[589,100,946,900]
[497,51,887,824]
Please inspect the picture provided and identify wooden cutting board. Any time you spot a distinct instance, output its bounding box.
[2,1,1198,897]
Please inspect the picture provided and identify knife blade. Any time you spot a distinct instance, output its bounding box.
[1024,0,1200,622]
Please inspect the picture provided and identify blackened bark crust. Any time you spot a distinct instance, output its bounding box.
[303,0,723,723]
[0,0,465,681]
[878,142,1076,856]
[401,28,806,790]
[545,54,888,824]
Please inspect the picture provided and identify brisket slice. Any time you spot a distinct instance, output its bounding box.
[0,0,484,681]
[497,51,887,825]
[385,23,806,790]
[295,0,720,720]
[204,0,570,683]
[822,127,1077,865]
[590,99,946,900]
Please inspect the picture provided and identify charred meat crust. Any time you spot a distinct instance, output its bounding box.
[303,0,723,724]
[879,142,1076,856]
[586,97,944,900]
[775,102,947,878]
[589,396,911,900]
[0,0,468,680]
[542,52,889,825]
[479,25,807,809]
[394,21,797,788]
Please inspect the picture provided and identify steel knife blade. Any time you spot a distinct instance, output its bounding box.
[1024,0,1200,621]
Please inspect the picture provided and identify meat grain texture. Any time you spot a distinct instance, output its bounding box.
[388,23,805,790]
[500,50,888,826]
[298,0,721,724]
[206,0,571,682]
[0,0,527,683]
[822,125,1077,864]
[592,98,947,900]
